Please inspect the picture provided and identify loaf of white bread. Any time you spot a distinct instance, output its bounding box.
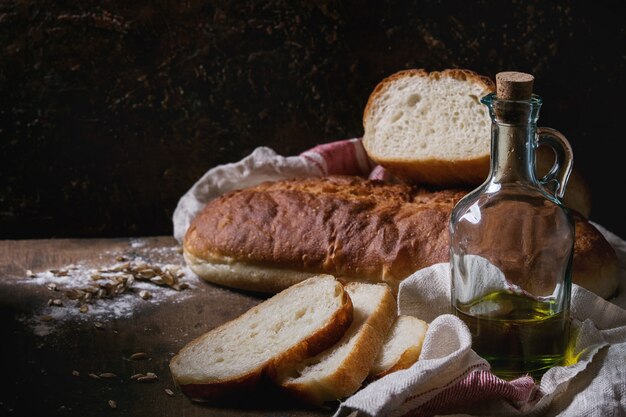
[170,276,425,404]
[362,69,592,218]
[184,175,618,299]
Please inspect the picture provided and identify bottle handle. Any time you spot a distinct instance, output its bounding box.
[536,127,574,200]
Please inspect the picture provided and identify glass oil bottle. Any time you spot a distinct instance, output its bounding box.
[449,71,575,380]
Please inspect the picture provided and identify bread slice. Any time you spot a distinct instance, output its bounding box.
[369,315,429,379]
[363,69,495,187]
[168,275,353,402]
[274,282,396,405]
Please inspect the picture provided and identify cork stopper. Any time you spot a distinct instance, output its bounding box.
[496,71,534,100]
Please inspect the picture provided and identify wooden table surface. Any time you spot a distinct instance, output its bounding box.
[0,237,334,417]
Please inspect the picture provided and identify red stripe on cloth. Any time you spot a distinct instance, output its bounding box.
[300,138,373,176]
[368,165,393,181]
[400,370,536,417]
[301,153,327,175]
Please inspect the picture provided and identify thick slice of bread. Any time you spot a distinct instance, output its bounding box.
[369,315,429,379]
[168,275,353,402]
[363,69,592,217]
[274,282,396,405]
[363,69,495,187]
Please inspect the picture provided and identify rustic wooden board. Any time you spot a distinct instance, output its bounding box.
[0,237,334,416]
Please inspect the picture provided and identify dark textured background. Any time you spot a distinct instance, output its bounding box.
[1,0,624,239]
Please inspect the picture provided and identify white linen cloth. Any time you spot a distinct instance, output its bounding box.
[172,139,626,416]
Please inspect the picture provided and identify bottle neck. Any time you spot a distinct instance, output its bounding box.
[482,93,542,185]
[489,122,536,184]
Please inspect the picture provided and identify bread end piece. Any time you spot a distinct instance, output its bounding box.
[369,315,429,379]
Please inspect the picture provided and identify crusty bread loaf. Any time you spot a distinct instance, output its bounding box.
[183,175,618,299]
[168,275,352,402]
[184,175,454,294]
[363,69,592,217]
[274,282,396,405]
[369,315,429,379]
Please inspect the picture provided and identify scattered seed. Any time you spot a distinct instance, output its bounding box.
[88,373,100,379]
[108,399,117,409]
[47,283,57,291]
[72,370,80,377]
[149,277,165,285]
[79,305,89,313]
[130,373,144,380]
[51,269,69,277]
[83,286,99,294]
[94,322,104,330]
[40,315,54,322]
[178,283,189,290]
[114,283,125,295]
[161,270,175,286]
[47,299,53,307]
[65,289,85,300]
[99,372,117,379]
[51,299,63,306]
[125,276,135,288]
[115,256,127,262]
[138,290,151,300]
[137,375,157,382]
[130,352,149,360]
[145,372,157,379]
[90,273,104,281]
[26,269,36,277]
[136,269,156,280]
[110,262,130,272]
[164,388,175,397]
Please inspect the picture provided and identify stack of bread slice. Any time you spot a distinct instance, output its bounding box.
[169,275,428,405]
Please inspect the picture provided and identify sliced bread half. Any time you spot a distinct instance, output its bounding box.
[363,68,495,187]
[369,315,429,379]
[169,274,353,402]
[274,282,396,405]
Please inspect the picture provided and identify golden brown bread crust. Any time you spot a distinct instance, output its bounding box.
[184,175,618,298]
[184,175,456,293]
[572,212,619,299]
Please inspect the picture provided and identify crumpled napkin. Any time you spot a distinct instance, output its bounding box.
[172,138,626,416]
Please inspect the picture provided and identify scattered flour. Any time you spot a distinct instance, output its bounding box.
[17,244,199,337]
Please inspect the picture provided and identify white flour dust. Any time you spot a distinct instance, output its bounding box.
[17,244,199,336]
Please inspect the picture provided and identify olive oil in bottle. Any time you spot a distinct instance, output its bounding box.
[449,72,575,380]
[455,291,570,379]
